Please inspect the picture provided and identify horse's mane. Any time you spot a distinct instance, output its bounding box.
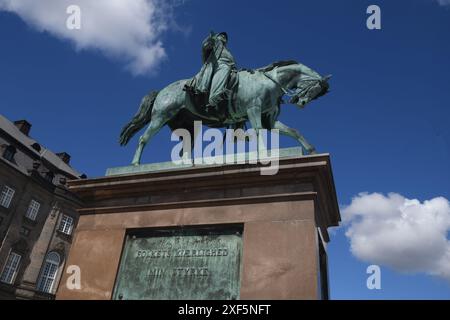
[256,60,298,72]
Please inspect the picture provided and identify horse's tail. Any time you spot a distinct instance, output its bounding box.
[119,90,159,146]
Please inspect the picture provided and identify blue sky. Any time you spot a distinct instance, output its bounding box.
[1,0,449,299]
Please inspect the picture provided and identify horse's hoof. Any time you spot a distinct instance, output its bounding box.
[308,148,317,155]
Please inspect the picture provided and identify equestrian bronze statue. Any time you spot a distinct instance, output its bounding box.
[120,31,331,165]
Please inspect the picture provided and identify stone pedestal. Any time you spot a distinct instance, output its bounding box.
[56,149,340,300]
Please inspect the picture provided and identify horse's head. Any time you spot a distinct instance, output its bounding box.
[258,61,331,109]
[290,74,331,108]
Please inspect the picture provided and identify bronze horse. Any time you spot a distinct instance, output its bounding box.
[120,61,330,165]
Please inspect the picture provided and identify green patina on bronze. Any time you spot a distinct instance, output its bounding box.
[113,226,243,300]
[105,146,303,176]
[119,31,331,165]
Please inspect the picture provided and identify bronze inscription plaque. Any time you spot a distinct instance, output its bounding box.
[113,225,242,300]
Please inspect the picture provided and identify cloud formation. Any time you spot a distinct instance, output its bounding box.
[436,0,450,6]
[342,192,450,282]
[0,0,176,75]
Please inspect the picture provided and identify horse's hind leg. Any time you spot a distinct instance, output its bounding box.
[273,120,316,154]
[132,116,166,165]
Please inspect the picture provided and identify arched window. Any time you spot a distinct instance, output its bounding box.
[37,252,60,293]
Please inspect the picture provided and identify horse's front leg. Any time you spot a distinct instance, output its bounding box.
[246,106,266,155]
[273,120,316,154]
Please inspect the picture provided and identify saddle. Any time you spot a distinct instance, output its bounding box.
[183,69,239,124]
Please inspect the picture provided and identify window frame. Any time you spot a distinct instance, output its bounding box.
[0,251,22,284]
[58,214,74,235]
[2,145,16,162]
[0,185,15,209]
[37,252,61,294]
[25,199,41,221]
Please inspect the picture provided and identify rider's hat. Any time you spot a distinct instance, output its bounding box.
[218,32,228,42]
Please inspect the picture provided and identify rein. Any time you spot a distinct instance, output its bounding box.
[262,71,298,97]
[262,70,318,99]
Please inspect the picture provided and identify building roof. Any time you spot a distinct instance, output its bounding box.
[0,114,81,178]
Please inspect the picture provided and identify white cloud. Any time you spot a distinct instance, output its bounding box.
[342,192,450,282]
[436,0,450,6]
[0,0,177,75]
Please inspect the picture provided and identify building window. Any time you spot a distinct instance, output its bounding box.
[25,200,41,221]
[0,185,15,208]
[2,145,16,162]
[19,227,30,237]
[0,252,21,284]
[37,252,60,293]
[58,215,74,235]
[45,172,54,183]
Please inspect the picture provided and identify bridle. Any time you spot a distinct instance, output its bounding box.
[262,70,321,103]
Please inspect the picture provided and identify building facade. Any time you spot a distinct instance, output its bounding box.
[0,115,84,299]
